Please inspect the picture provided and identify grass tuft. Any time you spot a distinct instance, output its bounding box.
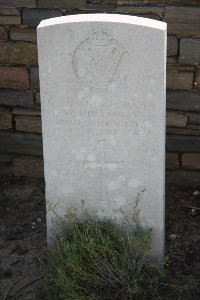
[47,205,183,300]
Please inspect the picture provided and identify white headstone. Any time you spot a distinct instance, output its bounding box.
[37,14,167,259]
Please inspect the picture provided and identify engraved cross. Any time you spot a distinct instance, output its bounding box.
[84,140,123,202]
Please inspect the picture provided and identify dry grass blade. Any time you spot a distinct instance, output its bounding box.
[2,282,12,300]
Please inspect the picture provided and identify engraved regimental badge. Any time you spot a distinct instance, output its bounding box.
[72,26,129,95]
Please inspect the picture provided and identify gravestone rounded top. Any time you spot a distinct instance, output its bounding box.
[37,13,166,31]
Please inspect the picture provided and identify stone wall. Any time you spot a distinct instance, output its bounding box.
[0,0,200,185]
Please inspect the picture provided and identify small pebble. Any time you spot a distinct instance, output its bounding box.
[37,218,42,223]
[169,234,180,240]
[192,191,200,196]
[14,225,24,234]
[10,256,24,266]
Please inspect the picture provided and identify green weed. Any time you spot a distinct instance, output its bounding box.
[47,204,182,300]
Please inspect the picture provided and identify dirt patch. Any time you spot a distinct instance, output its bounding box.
[166,185,200,299]
[0,177,200,299]
[0,178,47,300]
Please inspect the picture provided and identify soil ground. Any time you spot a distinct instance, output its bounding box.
[0,178,47,300]
[0,177,200,299]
